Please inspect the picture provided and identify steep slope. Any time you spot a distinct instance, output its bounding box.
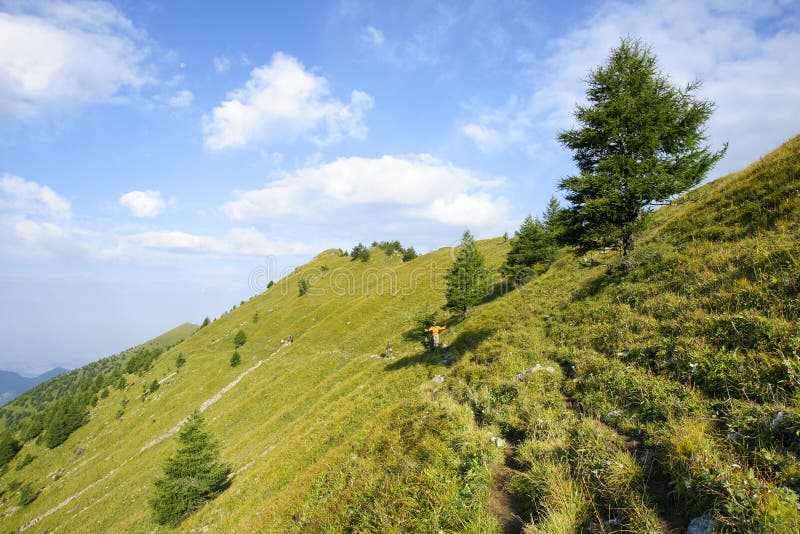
[1,135,798,532]
[439,135,800,532]
[0,245,508,532]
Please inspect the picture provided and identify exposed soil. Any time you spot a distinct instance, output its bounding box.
[489,462,526,534]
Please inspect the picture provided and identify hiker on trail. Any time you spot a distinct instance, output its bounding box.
[425,325,446,349]
[288,335,294,344]
[385,341,393,357]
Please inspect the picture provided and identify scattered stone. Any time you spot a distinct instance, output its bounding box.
[687,516,717,534]
[490,436,505,448]
[727,432,741,442]
[603,409,622,422]
[616,350,629,357]
[513,364,555,380]
[772,411,785,430]
[432,375,445,384]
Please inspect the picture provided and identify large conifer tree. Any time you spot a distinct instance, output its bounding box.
[150,412,231,526]
[445,230,491,316]
[558,38,725,261]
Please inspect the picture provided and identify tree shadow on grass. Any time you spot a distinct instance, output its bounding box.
[571,264,625,302]
[478,280,514,306]
[385,326,496,371]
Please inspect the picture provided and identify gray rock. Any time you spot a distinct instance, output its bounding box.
[513,363,556,380]
[687,516,717,534]
[432,374,445,384]
[772,411,785,430]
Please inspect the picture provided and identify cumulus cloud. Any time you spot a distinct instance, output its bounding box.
[0,174,71,219]
[0,175,90,259]
[121,227,311,257]
[221,154,510,229]
[202,52,374,151]
[0,174,310,262]
[0,0,152,119]
[168,89,193,108]
[119,190,166,218]
[460,0,800,173]
[1,215,91,258]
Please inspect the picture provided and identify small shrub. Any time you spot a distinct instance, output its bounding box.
[230,352,241,367]
[298,278,310,296]
[350,243,370,262]
[15,453,35,471]
[145,380,160,395]
[175,353,186,368]
[233,330,247,347]
[18,483,38,506]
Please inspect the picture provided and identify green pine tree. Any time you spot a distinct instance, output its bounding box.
[558,37,725,261]
[500,214,555,285]
[149,412,231,526]
[298,277,310,296]
[445,230,491,316]
[0,431,21,468]
[350,243,370,262]
[233,330,247,348]
[44,397,87,449]
[542,196,562,236]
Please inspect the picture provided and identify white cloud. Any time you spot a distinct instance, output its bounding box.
[1,215,91,258]
[361,25,385,47]
[202,52,374,151]
[119,190,166,218]
[460,0,800,173]
[122,227,311,257]
[0,174,71,219]
[221,154,510,229]
[0,0,152,119]
[0,177,312,262]
[168,89,193,108]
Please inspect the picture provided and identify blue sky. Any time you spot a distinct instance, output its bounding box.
[1,0,798,375]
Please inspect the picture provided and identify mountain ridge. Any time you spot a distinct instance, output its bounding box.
[0,368,70,405]
[0,135,798,531]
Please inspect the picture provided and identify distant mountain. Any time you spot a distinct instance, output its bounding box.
[0,367,69,404]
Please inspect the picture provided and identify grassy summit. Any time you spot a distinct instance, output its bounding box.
[1,135,799,532]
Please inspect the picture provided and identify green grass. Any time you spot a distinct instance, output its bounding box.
[1,136,799,532]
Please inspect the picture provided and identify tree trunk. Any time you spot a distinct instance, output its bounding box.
[622,232,635,271]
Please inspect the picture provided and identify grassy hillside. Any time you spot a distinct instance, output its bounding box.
[138,323,200,352]
[1,136,798,532]
[0,323,199,426]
